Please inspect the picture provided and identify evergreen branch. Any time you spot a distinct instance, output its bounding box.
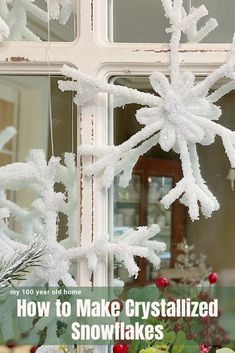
[0,237,45,288]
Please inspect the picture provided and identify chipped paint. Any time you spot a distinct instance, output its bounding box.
[79,108,83,238]
[6,56,30,62]
[91,0,94,31]
[132,49,170,53]
[133,48,230,54]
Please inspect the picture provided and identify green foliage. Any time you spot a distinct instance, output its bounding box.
[0,237,45,287]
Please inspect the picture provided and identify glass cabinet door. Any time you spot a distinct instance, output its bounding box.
[113,156,186,287]
[147,176,173,278]
[114,174,141,235]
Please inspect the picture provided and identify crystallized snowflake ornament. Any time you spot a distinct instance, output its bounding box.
[59,0,235,221]
[0,124,165,344]
[0,146,165,287]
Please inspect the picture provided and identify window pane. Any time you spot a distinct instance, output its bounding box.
[111,76,235,288]
[0,75,76,160]
[147,176,172,268]
[1,0,77,42]
[110,0,235,43]
[0,75,77,242]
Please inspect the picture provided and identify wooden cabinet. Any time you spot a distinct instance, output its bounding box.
[114,156,186,286]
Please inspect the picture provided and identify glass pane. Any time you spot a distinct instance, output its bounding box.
[0,75,77,240]
[1,0,77,42]
[0,76,76,160]
[111,75,235,289]
[147,176,172,273]
[114,174,141,233]
[110,0,235,43]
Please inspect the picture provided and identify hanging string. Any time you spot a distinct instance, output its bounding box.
[47,1,55,156]
[189,0,192,12]
[71,91,75,154]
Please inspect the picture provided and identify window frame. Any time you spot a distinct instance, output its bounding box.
[0,0,233,296]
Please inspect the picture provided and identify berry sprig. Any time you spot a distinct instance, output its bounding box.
[113,344,129,353]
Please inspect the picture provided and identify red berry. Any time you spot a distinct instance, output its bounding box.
[113,344,129,353]
[155,277,169,288]
[199,344,211,353]
[30,346,38,353]
[123,346,129,353]
[6,341,17,349]
[208,272,218,284]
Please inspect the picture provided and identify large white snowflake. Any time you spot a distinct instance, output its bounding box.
[0,0,75,41]
[0,145,165,286]
[0,131,165,346]
[59,0,235,221]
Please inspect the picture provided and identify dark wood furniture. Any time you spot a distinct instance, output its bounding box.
[114,156,186,286]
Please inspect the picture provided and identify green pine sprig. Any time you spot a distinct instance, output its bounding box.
[0,236,45,288]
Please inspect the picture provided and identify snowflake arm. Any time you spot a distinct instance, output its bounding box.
[79,120,162,188]
[0,17,9,41]
[161,137,219,220]
[58,153,77,248]
[182,6,218,43]
[6,0,48,41]
[45,0,75,25]
[193,35,235,97]
[36,347,62,353]
[0,127,16,150]
[0,0,75,41]
[189,114,235,166]
[0,0,9,40]
[208,81,235,103]
[58,65,161,108]
[66,225,166,278]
